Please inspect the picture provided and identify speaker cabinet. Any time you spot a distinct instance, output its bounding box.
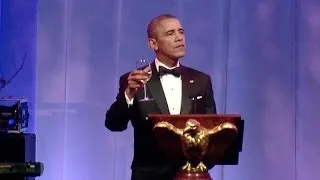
[0,132,36,180]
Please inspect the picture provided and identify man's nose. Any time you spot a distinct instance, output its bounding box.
[175,34,184,41]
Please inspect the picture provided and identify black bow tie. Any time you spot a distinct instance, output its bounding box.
[158,66,181,77]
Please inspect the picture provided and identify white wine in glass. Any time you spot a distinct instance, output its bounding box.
[136,59,152,101]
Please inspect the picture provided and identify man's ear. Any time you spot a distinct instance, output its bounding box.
[148,38,158,51]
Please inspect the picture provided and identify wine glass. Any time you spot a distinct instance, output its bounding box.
[136,59,152,101]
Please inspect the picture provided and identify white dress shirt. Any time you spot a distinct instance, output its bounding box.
[125,58,182,115]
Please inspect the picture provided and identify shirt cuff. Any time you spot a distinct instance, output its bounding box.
[124,91,134,107]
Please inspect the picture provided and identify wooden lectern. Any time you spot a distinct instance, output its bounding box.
[148,114,244,180]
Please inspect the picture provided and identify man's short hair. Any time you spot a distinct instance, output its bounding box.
[147,14,177,39]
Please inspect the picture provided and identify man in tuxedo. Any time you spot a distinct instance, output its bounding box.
[105,14,217,180]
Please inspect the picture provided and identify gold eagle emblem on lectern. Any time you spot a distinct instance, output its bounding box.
[153,119,238,173]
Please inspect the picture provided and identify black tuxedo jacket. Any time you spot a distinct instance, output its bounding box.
[105,62,217,180]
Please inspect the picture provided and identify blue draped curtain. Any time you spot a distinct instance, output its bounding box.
[0,0,319,180]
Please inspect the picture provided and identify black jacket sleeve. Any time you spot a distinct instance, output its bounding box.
[105,73,132,131]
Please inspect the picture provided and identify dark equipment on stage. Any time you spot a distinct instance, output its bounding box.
[0,97,44,179]
[0,131,43,180]
[0,98,29,133]
[0,162,43,177]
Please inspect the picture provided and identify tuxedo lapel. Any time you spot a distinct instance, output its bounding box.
[180,66,192,114]
[146,62,170,114]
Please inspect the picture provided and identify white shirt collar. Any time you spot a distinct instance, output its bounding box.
[154,58,180,72]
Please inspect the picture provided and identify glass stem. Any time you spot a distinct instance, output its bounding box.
[144,83,147,99]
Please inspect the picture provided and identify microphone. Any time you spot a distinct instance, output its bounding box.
[190,96,197,114]
[190,95,203,114]
[189,79,198,114]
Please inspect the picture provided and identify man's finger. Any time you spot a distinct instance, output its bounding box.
[142,66,151,73]
[128,84,142,89]
[128,80,144,87]
[128,74,149,81]
[128,83,143,89]
[130,69,143,76]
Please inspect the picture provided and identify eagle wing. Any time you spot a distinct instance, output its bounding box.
[202,122,238,167]
[153,121,183,135]
[205,122,237,136]
[152,121,184,157]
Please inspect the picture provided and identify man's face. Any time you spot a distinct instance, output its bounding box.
[152,18,186,60]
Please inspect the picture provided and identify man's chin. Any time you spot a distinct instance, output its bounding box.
[172,52,186,59]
